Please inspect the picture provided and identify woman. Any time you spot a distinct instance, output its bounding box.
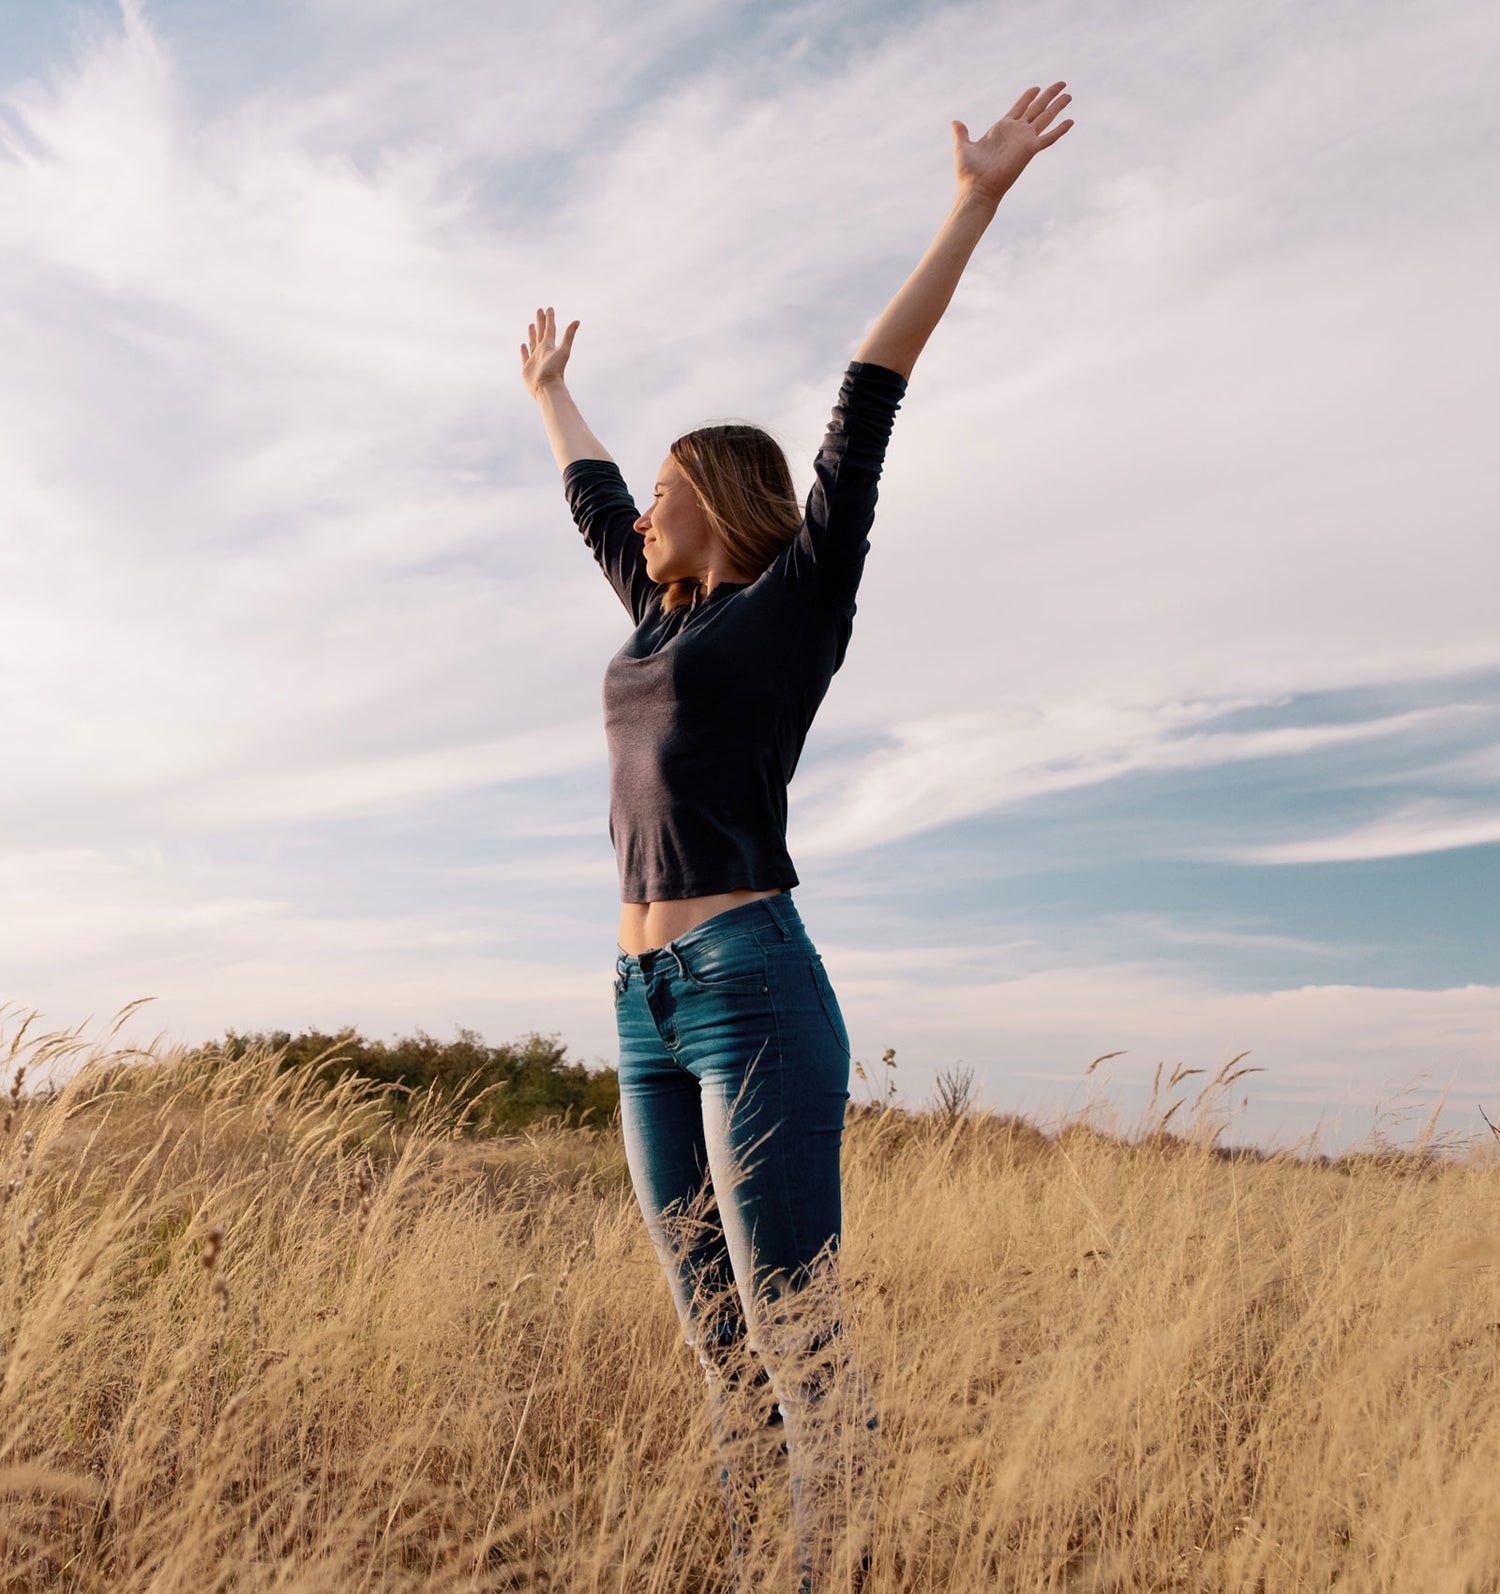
[520,83,1074,1589]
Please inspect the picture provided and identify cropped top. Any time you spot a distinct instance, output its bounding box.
[562,360,907,902]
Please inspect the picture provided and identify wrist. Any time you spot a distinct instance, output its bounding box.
[953,181,1003,219]
[532,376,569,401]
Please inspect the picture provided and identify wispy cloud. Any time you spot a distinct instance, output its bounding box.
[822,956,1500,1152]
[0,0,1496,1147]
[3,0,1496,848]
[794,704,1465,856]
[1236,802,1500,865]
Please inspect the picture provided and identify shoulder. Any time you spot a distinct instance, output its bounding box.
[564,458,636,517]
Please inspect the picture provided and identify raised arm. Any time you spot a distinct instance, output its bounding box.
[520,306,613,471]
[854,83,1074,379]
[521,306,655,621]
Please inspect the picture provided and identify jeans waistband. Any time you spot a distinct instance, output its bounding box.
[616,891,803,977]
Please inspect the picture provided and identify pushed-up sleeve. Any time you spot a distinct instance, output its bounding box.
[772,361,907,613]
[562,459,656,623]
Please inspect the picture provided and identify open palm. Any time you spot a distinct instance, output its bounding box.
[519,306,580,397]
[953,82,1073,203]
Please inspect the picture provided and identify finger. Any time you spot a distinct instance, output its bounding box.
[951,118,970,144]
[1026,80,1067,121]
[1005,86,1038,120]
[1037,118,1074,149]
[1031,91,1071,133]
[519,342,530,365]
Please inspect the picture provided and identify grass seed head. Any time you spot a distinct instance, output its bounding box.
[262,1103,274,1170]
[2,1063,23,1135]
[551,1239,588,1308]
[18,1207,42,1286]
[200,1225,230,1349]
[354,1157,373,1233]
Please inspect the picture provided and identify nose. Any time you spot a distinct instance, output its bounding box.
[633,509,651,535]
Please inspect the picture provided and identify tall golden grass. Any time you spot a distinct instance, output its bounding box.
[1,1024,1497,1592]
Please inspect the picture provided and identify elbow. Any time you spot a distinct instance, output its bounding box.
[853,343,916,381]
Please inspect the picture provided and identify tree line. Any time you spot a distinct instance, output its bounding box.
[215,1027,619,1132]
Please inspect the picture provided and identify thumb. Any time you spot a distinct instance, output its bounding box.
[561,318,580,353]
[952,119,970,144]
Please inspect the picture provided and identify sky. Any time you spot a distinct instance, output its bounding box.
[1,0,1496,1153]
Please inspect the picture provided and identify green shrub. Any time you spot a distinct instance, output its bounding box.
[212,1026,619,1132]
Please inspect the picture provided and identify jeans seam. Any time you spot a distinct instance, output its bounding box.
[761,952,811,1288]
[810,957,851,1058]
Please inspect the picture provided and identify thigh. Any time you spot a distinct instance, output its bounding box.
[675,934,852,1312]
[614,963,737,1336]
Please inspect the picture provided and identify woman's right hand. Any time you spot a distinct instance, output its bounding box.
[519,305,580,396]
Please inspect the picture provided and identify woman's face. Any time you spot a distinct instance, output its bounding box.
[634,455,713,586]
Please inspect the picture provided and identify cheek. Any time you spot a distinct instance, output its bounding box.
[674,506,707,549]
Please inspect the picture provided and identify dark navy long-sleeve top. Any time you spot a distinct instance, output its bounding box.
[562,361,907,903]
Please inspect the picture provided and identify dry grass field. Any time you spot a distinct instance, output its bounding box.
[1,1025,1497,1593]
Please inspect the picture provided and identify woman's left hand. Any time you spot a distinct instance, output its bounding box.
[953,82,1074,204]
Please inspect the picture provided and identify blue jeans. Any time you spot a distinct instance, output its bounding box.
[614,891,874,1588]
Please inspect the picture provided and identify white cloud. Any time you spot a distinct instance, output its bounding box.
[1236,801,1500,865]
[0,842,617,1067]
[3,0,1496,852]
[820,956,1500,1155]
[793,703,1462,857]
[1090,915,1358,960]
[0,0,1496,1135]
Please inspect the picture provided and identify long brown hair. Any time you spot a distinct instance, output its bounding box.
[660,424,802,612]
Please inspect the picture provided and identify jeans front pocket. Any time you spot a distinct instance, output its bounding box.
[680,932,768,993]
[809,956,851,1057]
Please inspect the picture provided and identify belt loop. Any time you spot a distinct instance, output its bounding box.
[668,945,688,979]
[761,894,791,941]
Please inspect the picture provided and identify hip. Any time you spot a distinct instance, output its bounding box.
[613,891,851,1067]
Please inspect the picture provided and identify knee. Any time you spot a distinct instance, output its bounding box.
[687,1317,754,1385]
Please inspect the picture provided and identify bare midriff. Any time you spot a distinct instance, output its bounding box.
[617,889,784,957]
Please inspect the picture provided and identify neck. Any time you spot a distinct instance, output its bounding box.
[700,563,753,596]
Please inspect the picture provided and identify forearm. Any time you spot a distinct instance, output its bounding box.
[534,380,613,473]
[854,186,1000,379]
